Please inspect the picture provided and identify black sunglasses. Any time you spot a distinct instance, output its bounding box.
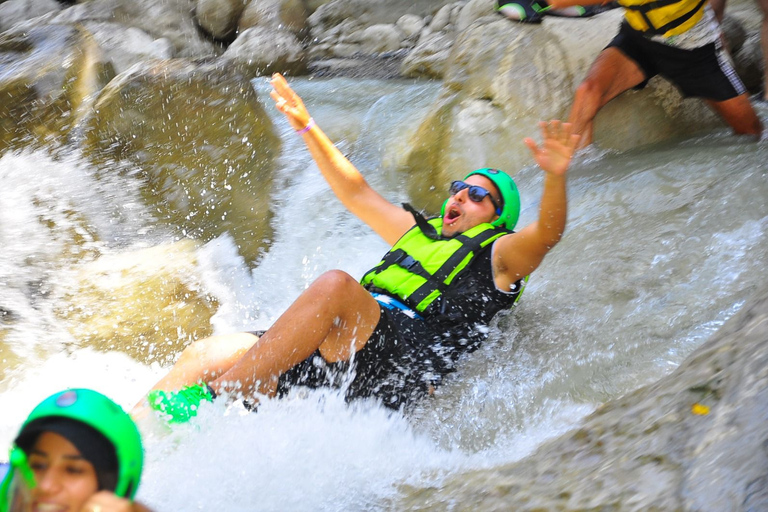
[449,181,502,214]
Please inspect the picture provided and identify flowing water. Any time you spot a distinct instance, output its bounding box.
[1,78,767,511]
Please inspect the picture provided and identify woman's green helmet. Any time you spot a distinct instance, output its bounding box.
[464,168,521,230]
[0,389,143,507]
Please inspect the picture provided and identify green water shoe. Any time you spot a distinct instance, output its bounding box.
[148,383,216,423]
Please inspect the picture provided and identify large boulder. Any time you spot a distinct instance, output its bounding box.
[196,0,247,40]
[400,283,768,510]
[222,26,307,77]
[400,11,726,211]
[78,59,281,264]
[57,241,219,365]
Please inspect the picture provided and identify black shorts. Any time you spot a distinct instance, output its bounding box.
[275,304,459,410]
[608,22,746,101]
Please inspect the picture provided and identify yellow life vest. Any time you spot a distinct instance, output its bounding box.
[620,0,708,37]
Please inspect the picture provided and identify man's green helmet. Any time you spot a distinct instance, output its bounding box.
[464,168,521,230]
[1,389,143,504]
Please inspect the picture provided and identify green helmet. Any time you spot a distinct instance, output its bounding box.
[0,389,143,509]
[464,168,521,231]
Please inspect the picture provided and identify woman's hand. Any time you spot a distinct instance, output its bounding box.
[524,120,580,176]
[80,491,153,512]
[269,73,313,132]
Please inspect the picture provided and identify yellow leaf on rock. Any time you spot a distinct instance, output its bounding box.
[692,403,710,415]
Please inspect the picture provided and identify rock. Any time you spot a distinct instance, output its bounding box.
[396,13,426,39]
[58,240,219,365]
[0,0,62,33]
[400,282,768,510]
[400,31,453,78]
[238,0,309,37]
[456,0,496,33]
[222,26,307,76]
[0,24,113,153]
[428,3,454,32]
[358,23,403,54]
[196,0,247,40]
[50,0,218,59]
[78,59,280,264]
[79,22,175,75]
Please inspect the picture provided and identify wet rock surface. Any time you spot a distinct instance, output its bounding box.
[400,283,768,511]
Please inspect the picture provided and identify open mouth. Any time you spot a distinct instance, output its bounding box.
[444,204,461,224]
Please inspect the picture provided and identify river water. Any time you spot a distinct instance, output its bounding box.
[1,78,767,511]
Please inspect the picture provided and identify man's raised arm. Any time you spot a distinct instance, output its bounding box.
[270,73,414,245]
[492,121,580,290]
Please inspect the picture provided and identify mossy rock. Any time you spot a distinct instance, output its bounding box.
[79,59,281,264]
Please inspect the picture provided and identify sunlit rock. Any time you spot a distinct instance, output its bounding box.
[78,59,280,264]
[58,240,219,365]
[400,11,728,210]
[222,26,307,77]
[400,283,768,510]
[0,24,113,153]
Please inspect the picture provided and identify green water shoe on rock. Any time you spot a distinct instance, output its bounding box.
[148,383,216,423]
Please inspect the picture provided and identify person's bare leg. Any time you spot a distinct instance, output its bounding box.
[209,269,381,399]
[711,0,726,22]
[706,93,763,136]
[131,332,259,416]
[568,48,647,148]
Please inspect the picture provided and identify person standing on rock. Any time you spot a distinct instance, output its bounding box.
[133,73,581,423]
[546,0,762,147]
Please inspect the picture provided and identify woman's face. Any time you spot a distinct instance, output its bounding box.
[25,431,99,511]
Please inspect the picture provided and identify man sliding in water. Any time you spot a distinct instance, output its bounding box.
[134,73,580,422]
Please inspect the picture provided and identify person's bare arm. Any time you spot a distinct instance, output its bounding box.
[270,73,414,245]
[492,121,579,291]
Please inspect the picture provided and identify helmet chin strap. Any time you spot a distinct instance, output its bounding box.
[9,448,35,489]
[403,203,444,240]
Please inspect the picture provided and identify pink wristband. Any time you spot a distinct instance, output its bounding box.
[296,118,315,134]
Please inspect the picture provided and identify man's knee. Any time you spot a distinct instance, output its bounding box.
[313,269,360,292]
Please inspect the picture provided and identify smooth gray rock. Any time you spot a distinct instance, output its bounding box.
[400,282,768,510]
[222,26,306,77]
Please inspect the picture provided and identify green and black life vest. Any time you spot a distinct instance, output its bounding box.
[361,217,512,314]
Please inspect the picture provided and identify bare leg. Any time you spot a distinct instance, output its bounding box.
[131,332,259,416]
[705,93,763,136]
[711,0,726,22]
[150,333,259,391]
[568,48,647,148]
[209,269,381,399]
